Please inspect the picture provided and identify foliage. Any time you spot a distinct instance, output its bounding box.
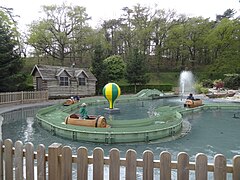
[0,10,27,92]
[90,43,108,94]
[216,9,236,22]
[224,75,240,90]
[201,79,213,88]
[125,48,149,89]
[213,79,224,89]
[194,83,209,94]
[102,55,126,82]
[2,3,240,90]
[27,4,91,65]
[207,50,240,75]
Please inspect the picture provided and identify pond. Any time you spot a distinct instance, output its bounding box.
[1,97,240,164]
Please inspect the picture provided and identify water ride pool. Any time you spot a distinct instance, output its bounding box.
[1,97,240,163]
[35,95,184,143]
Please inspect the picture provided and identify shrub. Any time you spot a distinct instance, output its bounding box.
[201,79,213,88]
[224,75,240,90]
[213,79,224,89]
[194,83,209,94]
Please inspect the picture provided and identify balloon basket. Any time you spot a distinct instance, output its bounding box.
[104,108,120,114]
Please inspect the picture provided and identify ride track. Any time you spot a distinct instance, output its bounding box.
[35,90,240,144]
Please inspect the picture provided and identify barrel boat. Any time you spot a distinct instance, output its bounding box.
[65,114,110,128]
[184,99,203,108]
[63,99,76,106]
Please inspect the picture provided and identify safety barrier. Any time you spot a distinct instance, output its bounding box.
[1,139,240,179]
[0,91,48,105]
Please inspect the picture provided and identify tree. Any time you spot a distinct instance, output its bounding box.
[27,3,91,65]
[0,10,27,92]
[125,48,149,93]
[91,43,108,94]
[102,55,126,82]
[216,9,236,22]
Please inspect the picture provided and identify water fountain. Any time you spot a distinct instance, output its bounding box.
[179,70,195,96]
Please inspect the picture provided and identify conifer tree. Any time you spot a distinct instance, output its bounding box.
[125,48,149,93]
[91,43,108,94]
[0,10,26,92]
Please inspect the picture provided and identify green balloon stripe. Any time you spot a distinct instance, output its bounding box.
[112,84,119,101]
[103,86,106,97]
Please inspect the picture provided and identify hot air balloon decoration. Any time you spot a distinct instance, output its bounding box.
[103,83,121,112]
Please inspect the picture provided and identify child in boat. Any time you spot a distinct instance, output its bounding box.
[187,93,195,100]
[79,103,89,119]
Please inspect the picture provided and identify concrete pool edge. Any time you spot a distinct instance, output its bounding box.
[36,94,184,144]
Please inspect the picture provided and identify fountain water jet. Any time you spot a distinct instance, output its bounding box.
[179,70,195,96]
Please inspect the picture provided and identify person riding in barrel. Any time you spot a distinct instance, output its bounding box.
[79,103,89,120]
[187,93,195,100]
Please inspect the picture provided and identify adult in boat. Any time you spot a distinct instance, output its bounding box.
[79,103,89,119]
[187,93,194,100]
[184,93,203,108]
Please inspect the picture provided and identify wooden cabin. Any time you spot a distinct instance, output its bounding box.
[31,65,97,98]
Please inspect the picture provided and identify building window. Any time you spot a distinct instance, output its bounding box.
[79,77,86,86]
[60,77,69,86]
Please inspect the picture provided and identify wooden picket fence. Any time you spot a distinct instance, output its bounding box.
[1,139,240,180]
[0,91,48,105]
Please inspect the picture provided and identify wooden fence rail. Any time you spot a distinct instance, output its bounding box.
[0,91,48,105]
[1,139,240,180]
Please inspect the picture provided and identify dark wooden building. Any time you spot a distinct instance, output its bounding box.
[31,65,97,98]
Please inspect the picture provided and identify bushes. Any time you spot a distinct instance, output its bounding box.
[194,83,209,94]
[224,75,240,90]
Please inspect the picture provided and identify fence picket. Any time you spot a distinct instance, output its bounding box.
[160,151,171,180]
[143,150,154,180]
[77,147,88,180]
[233,155,240,180]
[15,141,23,180]
[37,144,46,180]
[195,153,207,180]
[109,148,120,180]
[48,143,62,180]
[25,142,34,180]
[62,146,72,180]
[93,147,104,180]
[177,152,189,180]
[214,154,226,180]
[4,139,13,180]
[126,149,137,180]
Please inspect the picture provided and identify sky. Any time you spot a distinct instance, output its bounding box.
[1,0,240,31]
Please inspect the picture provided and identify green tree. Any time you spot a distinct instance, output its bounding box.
[0,10,27,92]
[206,18,235,59]
[125,48,149,93]
[91,43,108,94]
[103,55,126,82]
[27,3,91,65]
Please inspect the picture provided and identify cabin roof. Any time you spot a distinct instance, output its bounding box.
[31,65,97,81]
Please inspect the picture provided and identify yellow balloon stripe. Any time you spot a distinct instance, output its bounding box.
[117,85,121,96]
[105,83,113,100]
